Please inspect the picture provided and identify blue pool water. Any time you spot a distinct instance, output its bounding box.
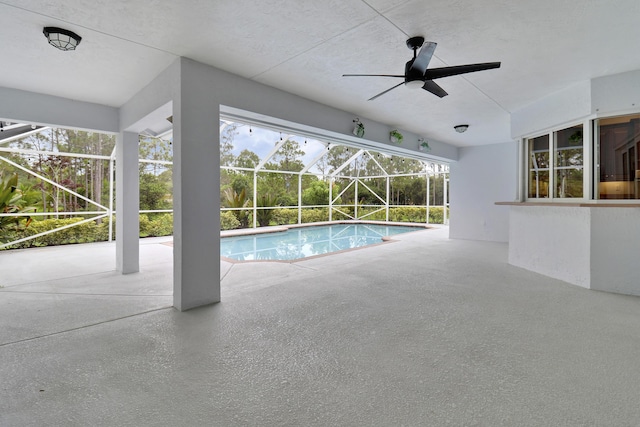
[220,223,423,261]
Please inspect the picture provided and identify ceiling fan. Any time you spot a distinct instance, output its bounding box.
[343,36,501,100]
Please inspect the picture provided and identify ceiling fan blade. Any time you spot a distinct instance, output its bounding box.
[368,82,405,101]
[424,62,501,80]
[422,80,448,98]
[343,74,404,78]
[409,41,437,75]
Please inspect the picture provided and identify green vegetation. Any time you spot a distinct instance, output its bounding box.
[1,173,35,232]
[1,213,174,249]
[222,187,251,228]
[256,193,278,227]
[1,123,449,247]
[220,211,240,230]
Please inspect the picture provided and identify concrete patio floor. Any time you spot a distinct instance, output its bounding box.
[2,227,640,426]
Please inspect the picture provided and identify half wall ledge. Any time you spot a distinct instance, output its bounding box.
[495,201,640,207]
[497,202,640,297]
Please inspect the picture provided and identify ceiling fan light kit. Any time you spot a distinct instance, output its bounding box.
[343,36,500,100]
[43,27,82,51]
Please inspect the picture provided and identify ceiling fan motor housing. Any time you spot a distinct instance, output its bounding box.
[405,60,425,85]
[406,36,425,51]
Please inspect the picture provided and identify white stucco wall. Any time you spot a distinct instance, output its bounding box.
[591,69,640,115]
[449,142,518,242]
[508,206,640,296]
[590,208,640,296]
[0,87,119,133]
[511,81,592,138]
[508,206,592,288]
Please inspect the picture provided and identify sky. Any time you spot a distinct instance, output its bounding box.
[223,121,330,174]
[222,120,449,176]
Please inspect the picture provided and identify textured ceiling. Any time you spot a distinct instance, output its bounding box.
[1,0,639,147]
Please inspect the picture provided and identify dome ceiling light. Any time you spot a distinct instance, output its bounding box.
[43,27,82,51]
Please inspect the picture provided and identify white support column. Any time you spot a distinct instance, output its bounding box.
[443,174,449,225]
[108,147,115,241]
[172,65,220,311]
[386,176,390,222]
[583,119,592,200]
[298,174,303,224]
[426,172,430,224]
[329,177,333,221]
[355,178,359,220]
[116,131,139,274]
[253,170,258,228]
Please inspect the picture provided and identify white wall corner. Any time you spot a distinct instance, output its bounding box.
[119,59,180,133]
[449,141,518,242]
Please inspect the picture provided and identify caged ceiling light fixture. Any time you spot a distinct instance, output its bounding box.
[43,27,82,51]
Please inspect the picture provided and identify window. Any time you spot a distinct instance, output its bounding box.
[522,113,640,203]
[596,114,640,200]
[554,125,583,198]
[527,134,549,198]
[526,124,585,200]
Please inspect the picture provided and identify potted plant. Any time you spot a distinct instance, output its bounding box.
[352,118,365,138]
[419,139,431,152]
[390,129,403,144]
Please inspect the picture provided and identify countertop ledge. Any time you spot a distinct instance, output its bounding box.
[495,201,640,207]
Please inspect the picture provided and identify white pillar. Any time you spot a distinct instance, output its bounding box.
[298,174,302,224]
[354,178,359,219]
[329,177,333,221]
[172,63,220,311]
[115,131,139,274]
[443,174,449,225]
[426,172,430,224]
[386,176,390,222]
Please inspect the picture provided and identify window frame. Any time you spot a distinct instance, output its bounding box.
[524,122,587,202]
[593,113,640,201]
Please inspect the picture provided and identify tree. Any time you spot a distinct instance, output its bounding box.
[220,122,237,167]
[140,173,171,211]
[316,145,351,176]
[139,136,172,174]
[302,180,341,206]
[230,173,252,197]
[259,139,306,205]
[256,193,278,227]
[235,149,260,169]
[272,139,305,172]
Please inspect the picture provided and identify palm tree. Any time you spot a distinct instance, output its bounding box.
[256,193,278,227]
[222,187,250,228]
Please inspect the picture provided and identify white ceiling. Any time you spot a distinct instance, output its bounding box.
[1,0,640,147]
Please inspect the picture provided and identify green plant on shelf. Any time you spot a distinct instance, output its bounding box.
[353,118,365,138]
[390,129,403,144]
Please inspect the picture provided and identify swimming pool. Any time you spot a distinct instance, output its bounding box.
[220,223,425,261]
